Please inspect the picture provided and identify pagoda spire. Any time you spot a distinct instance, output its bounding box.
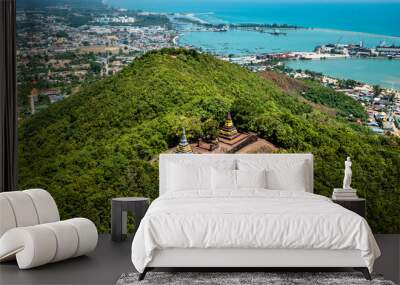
[176,128,192,153]
[219,112,239,140]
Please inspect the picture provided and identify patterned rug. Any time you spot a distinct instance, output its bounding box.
[116,271,396,285]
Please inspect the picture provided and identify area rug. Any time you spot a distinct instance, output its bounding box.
[116,272,396,285]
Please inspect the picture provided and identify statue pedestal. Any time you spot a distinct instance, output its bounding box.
[332,198,366,217]
[332,188,358,200]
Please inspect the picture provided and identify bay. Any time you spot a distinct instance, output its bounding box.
[178,29,400,55]
[107,0,400,88]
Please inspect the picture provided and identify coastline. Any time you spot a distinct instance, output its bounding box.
[171,15,399,89]
[102,4,400,89]
[16,2,400,136]
[181,11,400,40]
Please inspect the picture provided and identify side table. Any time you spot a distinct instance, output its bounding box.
[332,198,366,218]
[111,197,150,242]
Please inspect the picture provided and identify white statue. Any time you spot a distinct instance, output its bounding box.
[342,157,352,190]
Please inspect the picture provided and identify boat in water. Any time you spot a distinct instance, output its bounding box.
[267,29,287,36]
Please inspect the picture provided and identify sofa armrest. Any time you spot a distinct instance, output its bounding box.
[0,226,57,268]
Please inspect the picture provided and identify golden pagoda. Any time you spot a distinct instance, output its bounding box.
[157,115,277,158]
[176,128,192,153]
[219,112,240,140]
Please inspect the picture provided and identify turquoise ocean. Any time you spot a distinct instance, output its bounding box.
[108,0,400,88]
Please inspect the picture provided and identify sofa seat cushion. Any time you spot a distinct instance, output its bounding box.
[0,218,97,269]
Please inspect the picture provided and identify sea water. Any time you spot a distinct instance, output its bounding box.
[287,58,400,89]
[108,1,400,36]
[108,0,400,88]
[178,29,400,55]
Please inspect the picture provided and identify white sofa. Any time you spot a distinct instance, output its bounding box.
[0,189,98,269]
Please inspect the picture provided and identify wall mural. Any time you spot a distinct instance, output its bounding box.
[16,0,400,233]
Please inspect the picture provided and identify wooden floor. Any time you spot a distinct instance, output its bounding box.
[0,234,399,285]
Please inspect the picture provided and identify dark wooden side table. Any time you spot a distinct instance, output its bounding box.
[332,198,366,218]
[111,197,150,242]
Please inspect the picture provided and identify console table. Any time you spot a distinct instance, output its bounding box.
[111,197,150,242]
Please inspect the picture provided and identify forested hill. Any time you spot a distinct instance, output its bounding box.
[18,49,400,233]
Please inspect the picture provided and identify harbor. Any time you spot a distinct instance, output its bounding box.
[178,27,400,89]
[219,50,400,137]
[313,43,400,59]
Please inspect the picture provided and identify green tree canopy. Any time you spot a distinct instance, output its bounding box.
[18,48,400,233]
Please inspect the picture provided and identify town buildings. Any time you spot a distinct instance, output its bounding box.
[16,7,177,117]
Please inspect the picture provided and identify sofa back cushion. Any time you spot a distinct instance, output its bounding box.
[0,189,60,238]
[0,196,17,237]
